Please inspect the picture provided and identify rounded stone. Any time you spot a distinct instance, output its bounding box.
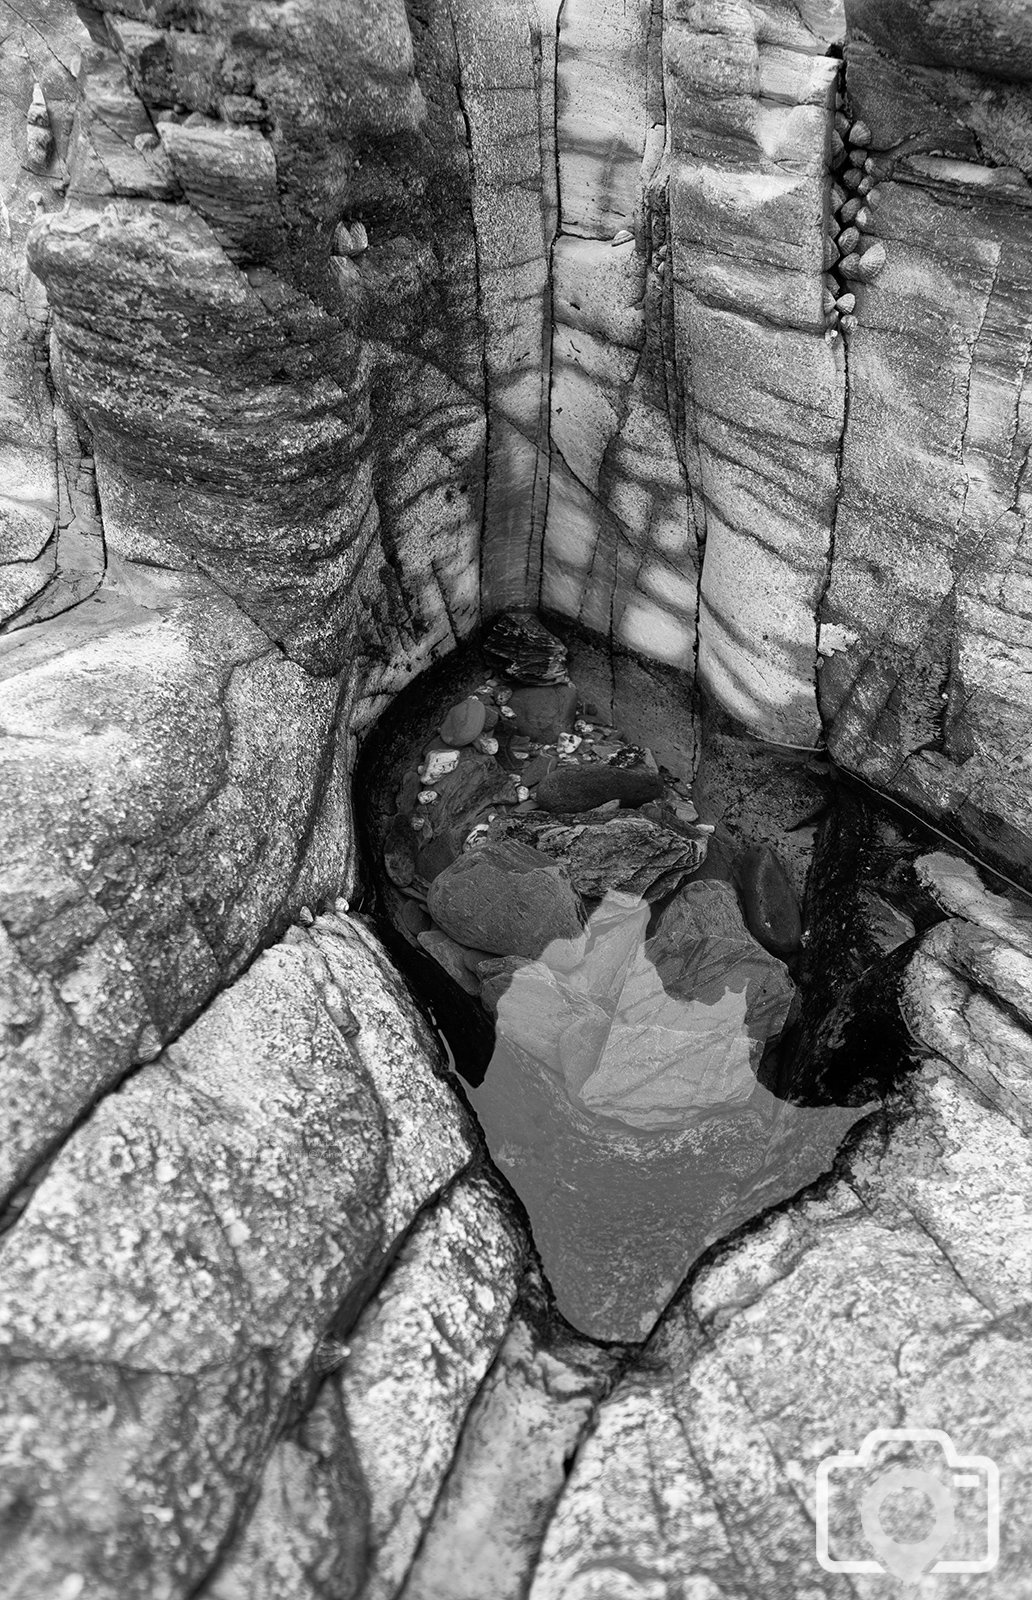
[427,840,583,958]
[734,844,802,960]
[440,695,488,747]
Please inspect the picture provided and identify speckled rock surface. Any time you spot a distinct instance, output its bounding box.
[0,915,470,1600]
[0,566,354,1205]
[402,1264,619,1600]
[338,1174,525,1600]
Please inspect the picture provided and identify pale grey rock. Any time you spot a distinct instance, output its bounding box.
[402,1265,618,1600]
[0,917,471,1600]
[338,1174,524,1600]
[203,1385,369,1600]
[0,566,359,1204]
[541,0,695,668]
[667,1,841,744]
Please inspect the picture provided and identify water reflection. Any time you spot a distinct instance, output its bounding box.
[470,886,873,1341]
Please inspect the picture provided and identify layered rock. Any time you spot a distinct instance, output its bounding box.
[819,0,1032,886]
[22,0,485,677]
[0,913,472,1600]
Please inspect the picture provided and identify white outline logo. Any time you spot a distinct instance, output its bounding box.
[815,1429,1000,1578]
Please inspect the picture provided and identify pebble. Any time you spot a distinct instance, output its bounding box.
[440,695,487,747]
[474,733,499,755]
[420,748,461,783]
[417,789,439,805]
[427,839,584,959]
[557,732,582,755]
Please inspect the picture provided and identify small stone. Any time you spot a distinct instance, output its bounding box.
[837,224,860,255]
[418,789,439,805]
[499,705,516,720]
[522,753,558,787]
[440,695,488,747]
[842,166,864,192]
[515,785,531,802]
[134,132,160,152]
[183,110,206,127]
[421,748,461,782]
[557,732,582,756]
[473,733,499,755]
[299,905,314,925]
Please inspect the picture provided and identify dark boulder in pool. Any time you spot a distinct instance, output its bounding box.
[535,763,664,813]
[427,839,584,959]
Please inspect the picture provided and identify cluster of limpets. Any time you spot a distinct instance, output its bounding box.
[824,93,888,342]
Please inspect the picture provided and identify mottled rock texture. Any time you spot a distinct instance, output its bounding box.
[0,914,472,1600]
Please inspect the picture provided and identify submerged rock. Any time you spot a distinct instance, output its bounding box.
[536,763,664,813]
[471,890,864,1340]
[427,839,584,959]
[734,843,803,959]
[501,812,705,902]
[507,682,578,741]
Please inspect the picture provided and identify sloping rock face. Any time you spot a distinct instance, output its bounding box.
[0,912,474,1600]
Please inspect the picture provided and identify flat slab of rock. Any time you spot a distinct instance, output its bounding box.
[503,812,705,902]
[482,610,569,684]
[427,839,584,958]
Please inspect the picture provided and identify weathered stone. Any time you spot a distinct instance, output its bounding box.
[507,682,578,741]
[402,1265,618,1600]
[482,610,569,685]
[503,812,704,902]
[0,568,353,1205]
[337,1175,524,1600]
[427,839,584,958]
[535,763,664,813]
[0,916,471,1600]
[529,1053,1032,1596]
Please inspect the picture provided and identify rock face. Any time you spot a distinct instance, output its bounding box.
[0,913,472,1600]
[0,567,355,1204]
